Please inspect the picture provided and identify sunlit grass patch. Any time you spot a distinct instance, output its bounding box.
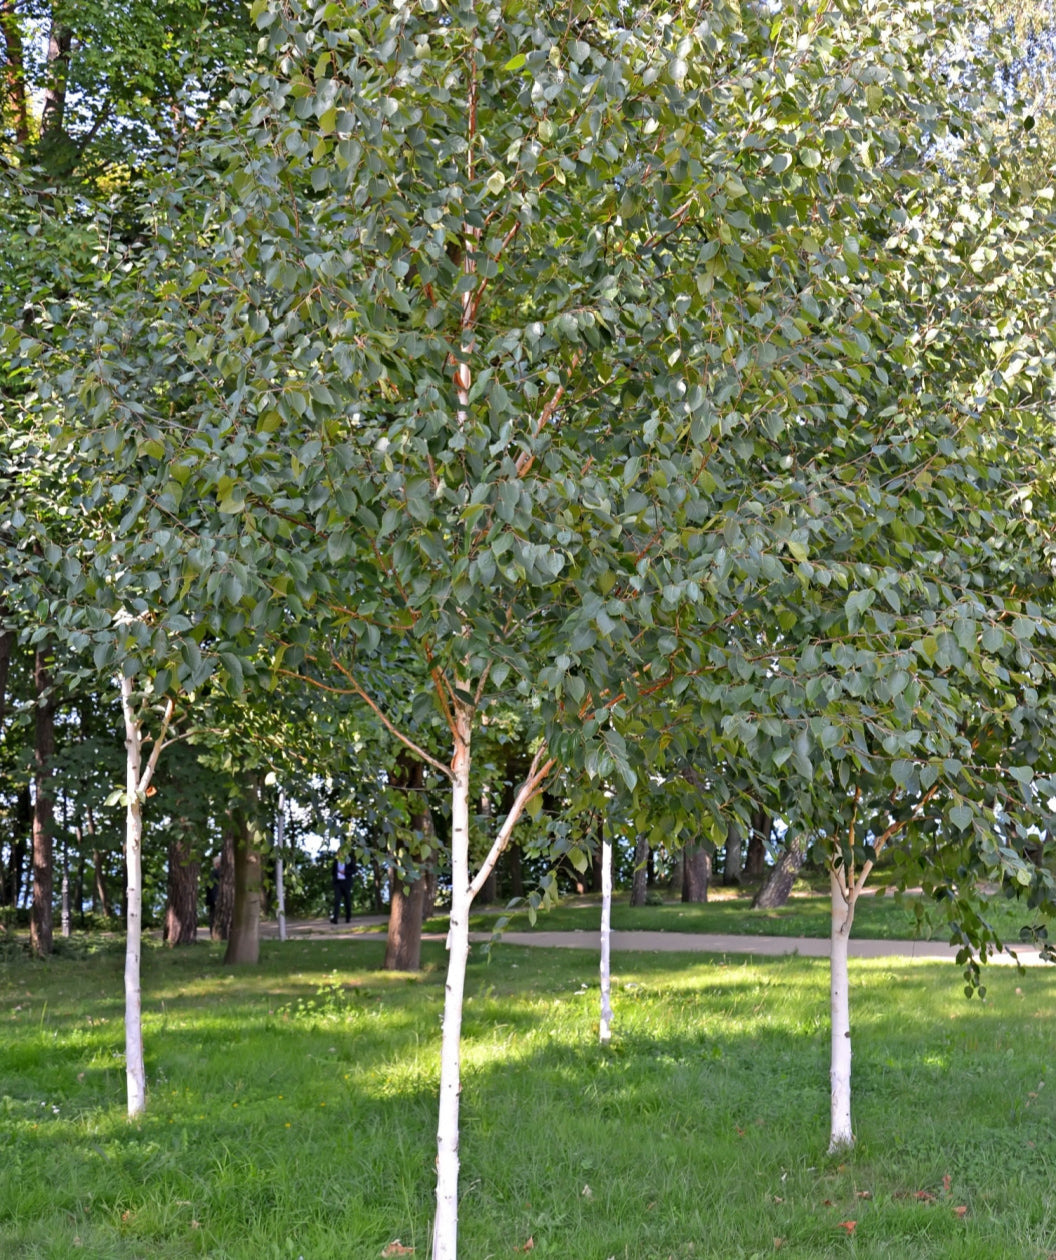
[2,938,1056,1257]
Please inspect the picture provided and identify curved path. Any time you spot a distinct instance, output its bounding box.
[260,918,1049,964]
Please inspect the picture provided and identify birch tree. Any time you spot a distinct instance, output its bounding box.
[12,0,1056,1238]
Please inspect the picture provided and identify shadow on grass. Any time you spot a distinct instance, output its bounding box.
[3,941,1056,1258]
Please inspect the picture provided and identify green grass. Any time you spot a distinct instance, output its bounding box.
[3,935,1056,1258]
[418,884,1047,943]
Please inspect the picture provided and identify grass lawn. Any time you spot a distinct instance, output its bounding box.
[2,933,1056,1258]
[418,882,1047,943]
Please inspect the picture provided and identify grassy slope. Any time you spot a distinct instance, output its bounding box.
[419,883,1047,942]
[2,935,1055,1259]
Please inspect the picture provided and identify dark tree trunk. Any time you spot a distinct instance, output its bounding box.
[505,843,524,900]
[668,849,684,899]
[752,836,806,909]
[165,835,200,946]
[745,813,770,879]
[629,835,649,906]
[224,800,263,965]
[385,872,427,971]
[92,847,112,918]
[0,6,30,146]
[212,825,236,942]
[423,865,439,920]
[370,857,386,913]
[682,843,711,903]
[8,785,31,907]
[0,619,12,730]
[478,868,498,905]
[477,784,497,905]
[385,758,432,971]
[39,19,71,137]
[75,846,86,928]
[724,822,744,885]
[30,649,55,957]
[745,833,765,877]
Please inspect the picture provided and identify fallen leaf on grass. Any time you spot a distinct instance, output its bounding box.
[914,1191,936,1202]
[837,1221,856,1235]
[513,1237,534,1252]
[773,1239,785,1250]
[953,1205,968,1218]
[856,1191,872,1200]
[381,1242,414,1256]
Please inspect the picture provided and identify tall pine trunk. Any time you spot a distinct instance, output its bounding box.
[30,649,54,957]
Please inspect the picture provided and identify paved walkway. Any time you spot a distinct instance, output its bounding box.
[260,918,1049,965]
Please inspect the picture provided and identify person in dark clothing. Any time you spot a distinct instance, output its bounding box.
[331,855,354,923]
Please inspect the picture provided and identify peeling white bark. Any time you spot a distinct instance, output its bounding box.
[829,867,856,1152]
[599,829,613,1044]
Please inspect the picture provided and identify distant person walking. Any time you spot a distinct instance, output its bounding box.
[331,855,354,924]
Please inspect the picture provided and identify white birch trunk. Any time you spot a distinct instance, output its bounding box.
[599,829,613,1045]
[120,676,147,1119]
[275,787,287,943]
[828,867,856,1152]
[432,702,473,1260]
[60,845,70,938]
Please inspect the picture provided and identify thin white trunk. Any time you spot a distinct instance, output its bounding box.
[275,787,287,943]
[599,830,613,1045]
[829,867,856,1152]
[118,677,175,1120]
[60,845,70,938]
[120,676,147,1119]
[432,702,472,1260]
